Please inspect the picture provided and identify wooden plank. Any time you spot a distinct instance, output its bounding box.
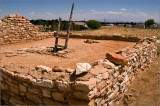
[64,2,75,49]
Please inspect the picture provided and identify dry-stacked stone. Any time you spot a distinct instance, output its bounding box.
[0,14,53,45]
[0,36,157,105]
[58,33,142,42]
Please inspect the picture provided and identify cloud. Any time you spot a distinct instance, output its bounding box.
[29,11,35,16]
[107,11,123,15]
[90,9,96,12]
[27,10,159,23]
[120,8,127,11]
[90,10,123,15]
[0,9,2,12]
[87,10,158,22]
[46,12,54,16]
[28,11,67,20]
[76,9,82,12]
[137,12,147,16]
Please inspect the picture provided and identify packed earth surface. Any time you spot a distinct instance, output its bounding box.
[1,37,136,69]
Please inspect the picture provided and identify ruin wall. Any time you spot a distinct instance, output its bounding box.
[59,33,142,42]
[0,36,157,105]
[0,14,53,45]
[0,14,143,45]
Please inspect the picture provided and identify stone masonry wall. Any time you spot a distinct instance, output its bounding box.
[0,14,53,45]
[0,14,142,45]
[58,33,142,42]
[0,36,157,105]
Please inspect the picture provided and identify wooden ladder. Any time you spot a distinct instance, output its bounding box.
[54,3,75,52]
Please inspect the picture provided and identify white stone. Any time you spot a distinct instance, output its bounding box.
[33,79,53,88]
[75,63,91,75]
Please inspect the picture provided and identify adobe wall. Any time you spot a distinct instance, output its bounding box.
[0,36,157,105]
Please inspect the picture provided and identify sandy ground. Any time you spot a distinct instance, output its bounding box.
[1,38,135,69]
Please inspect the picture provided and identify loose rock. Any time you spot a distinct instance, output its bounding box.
[106,52,128,65]
[75,63,91,75]
[52,66,65,72]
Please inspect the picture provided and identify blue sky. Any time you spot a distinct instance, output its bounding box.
[1,0,159,22]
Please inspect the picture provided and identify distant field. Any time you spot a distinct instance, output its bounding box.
[67,26,159,39]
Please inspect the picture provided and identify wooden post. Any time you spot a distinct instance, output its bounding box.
[64,2,75,49]
[54,17,61,52]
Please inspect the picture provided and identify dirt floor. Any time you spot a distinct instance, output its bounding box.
[1,37,135,69]
[119,56,160,106]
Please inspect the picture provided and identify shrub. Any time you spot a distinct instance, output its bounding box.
[80,25,88,30]
[86,20,101,29]
[145,19,155,28]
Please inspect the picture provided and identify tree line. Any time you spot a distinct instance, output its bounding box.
[30,19,88,31]
[30,19,158,30]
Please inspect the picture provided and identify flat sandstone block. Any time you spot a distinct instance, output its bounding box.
[75,78,96,91]
[106,52,128,65]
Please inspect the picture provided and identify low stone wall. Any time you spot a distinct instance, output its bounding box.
[0,14,142,45]
[58,33,142,42]
[0,14,53,45]
[0,36,157,105]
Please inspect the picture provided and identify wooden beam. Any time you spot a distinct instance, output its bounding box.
[64,2,75,49]
[54,17,61,52]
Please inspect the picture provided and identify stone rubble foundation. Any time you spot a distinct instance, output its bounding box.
[0,36,157,105]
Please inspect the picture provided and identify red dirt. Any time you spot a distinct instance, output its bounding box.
[1,38,136,69]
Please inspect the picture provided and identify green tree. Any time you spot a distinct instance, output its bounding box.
[52,20,58,31]
[145,19,155,28]
[46,20,49,27]
[63,21,68,30]
[43,21,46,27]
[80,25,88,30]
[86,20,101,29]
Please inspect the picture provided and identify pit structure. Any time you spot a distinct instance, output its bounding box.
[0,14,157,105]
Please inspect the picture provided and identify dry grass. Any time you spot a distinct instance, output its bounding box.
[119,56,160,105]
[68,26,159,38]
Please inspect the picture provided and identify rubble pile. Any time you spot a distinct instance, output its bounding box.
[0,14,53,45]
[25,46,75,58]
[84,39,99,44]
[0,37,157,105]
